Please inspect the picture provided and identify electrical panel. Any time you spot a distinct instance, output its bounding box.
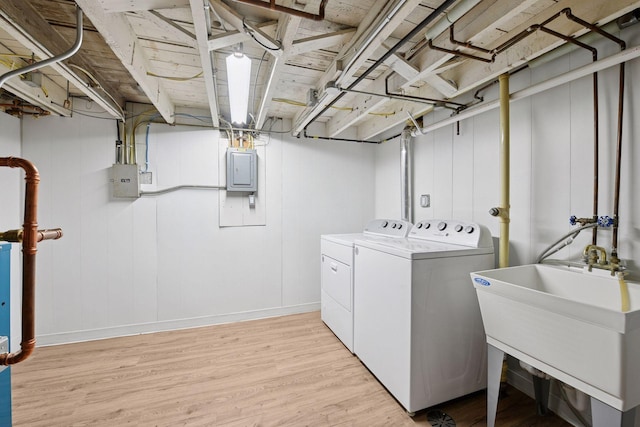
[226,148,257,192]
[111,164,140,198]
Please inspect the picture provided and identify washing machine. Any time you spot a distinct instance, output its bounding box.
[353,219,495,414]
[320,219,412,353]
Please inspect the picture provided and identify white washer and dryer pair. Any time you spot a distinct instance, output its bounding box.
[353,219,495,415]
[320,219,413,353]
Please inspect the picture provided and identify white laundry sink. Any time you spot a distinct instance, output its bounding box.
[471,264,640,412]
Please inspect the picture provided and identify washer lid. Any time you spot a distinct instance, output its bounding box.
[355,237,494,260]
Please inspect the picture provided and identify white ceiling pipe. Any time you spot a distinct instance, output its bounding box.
[424,0,483,41]
[411,43,640,137]
[335,0,409,86]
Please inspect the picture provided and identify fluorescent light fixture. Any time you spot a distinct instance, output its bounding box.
[226,51,251,125]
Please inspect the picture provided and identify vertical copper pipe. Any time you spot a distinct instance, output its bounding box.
[612,63,625,256]
[0,157,39,365]
[564,9,627,255]
[592,70,599,245]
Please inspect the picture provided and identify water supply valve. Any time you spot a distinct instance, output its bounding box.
[598,216,614,227]
[569,216,597,226]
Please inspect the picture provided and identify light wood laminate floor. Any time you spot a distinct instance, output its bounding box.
[12,311,570,426]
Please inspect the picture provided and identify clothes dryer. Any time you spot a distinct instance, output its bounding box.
[320,219,412,352]
[353,219,494,414]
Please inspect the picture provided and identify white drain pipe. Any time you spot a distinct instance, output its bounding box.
[400,127,413,223]
[497,73,510,268]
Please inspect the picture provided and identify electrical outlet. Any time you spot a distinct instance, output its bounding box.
[420,194,431,208]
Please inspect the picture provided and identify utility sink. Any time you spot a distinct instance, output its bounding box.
[471,264,640,412]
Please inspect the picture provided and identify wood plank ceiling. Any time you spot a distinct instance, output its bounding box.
[1,0,639,140]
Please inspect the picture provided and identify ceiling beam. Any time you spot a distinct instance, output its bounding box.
[209,0,283,57]
[0,0,125,118]
[381,45,419,81]
[291,0,424,136]
[423,74,458,98]
[99,0,190,13]
[76,0,175,123]
[207,21,277,51]
[255,14,301,129]
[139,10,197,48]
[189,0,220,127]
[288,28,356,56]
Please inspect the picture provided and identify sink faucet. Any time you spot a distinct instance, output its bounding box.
[583,244,624,275]
[583,245,607,267]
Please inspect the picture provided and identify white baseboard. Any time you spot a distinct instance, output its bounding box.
[36,303,320,347]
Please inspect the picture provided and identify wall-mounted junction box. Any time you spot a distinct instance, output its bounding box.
[111,164,140,198]
[226,148,257,192]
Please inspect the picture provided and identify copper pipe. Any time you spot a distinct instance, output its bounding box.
[611,62,625,257]
[0,228,64,243]
[428,37,495,63]
[449,23,491,54]
[532,25,600,245]
[563,9,626,50]
[233,0,328,21]
[0,158,62,366]
[592,67,600,245]
[562,9,626,255]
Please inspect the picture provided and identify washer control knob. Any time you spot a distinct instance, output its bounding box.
[397,224,403,229]
[381,221,388,228]
[416,222,423,229]
[438,222,447,231]
[392,223,397,229]
[424,222,431,229]
[455,224,464,232]
[465,225,475,234]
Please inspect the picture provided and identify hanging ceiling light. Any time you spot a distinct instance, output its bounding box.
[226,44,251,125]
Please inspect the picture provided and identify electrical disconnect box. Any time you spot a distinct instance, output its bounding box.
[111,164,140,198]
[226,148,257,192]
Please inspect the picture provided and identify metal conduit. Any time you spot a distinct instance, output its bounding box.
[0,158,63,366]
[400,128,413,223]
[303,0,458,132]
[0,7,83,89]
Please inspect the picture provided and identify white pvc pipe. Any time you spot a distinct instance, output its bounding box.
[336,0,408,85]
[412,44,640,137]
[425,0,483,41]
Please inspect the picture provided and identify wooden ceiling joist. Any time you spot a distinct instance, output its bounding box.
[76,0,176,123]
[189,0,220,127]
[0,0,125,118]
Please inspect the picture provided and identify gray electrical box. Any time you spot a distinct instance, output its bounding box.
[111,163,140,198]
[226,148,257,192]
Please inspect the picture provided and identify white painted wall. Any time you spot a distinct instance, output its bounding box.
[0,111,22,350]
[375,25,640,279]
[20,115,375,345]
